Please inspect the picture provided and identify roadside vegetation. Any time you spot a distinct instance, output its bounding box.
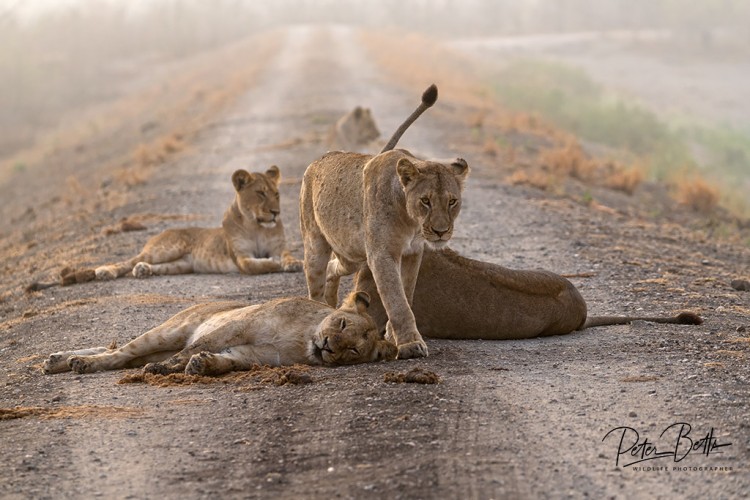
[492,59,749,217]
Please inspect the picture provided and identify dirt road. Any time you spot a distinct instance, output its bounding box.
[1,26,749,499]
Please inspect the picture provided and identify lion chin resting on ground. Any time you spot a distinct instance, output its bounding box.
[43,291,397,376]
[301,84,469,360]
[356,247,703,339]
[326,105,380,152]
[94,165,301,280]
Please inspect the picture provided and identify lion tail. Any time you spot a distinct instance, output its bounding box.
[581,311,703,329]
[380,84,438,153]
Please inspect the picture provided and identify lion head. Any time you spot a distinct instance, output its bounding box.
[231,166,282,228]
[310,291,397,365]
[397,157,469,248]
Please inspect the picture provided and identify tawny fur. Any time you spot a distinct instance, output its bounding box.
[356,247,702,340]
[326,106,380,152]
[301,150,469,360]
[43,292,397,376]
[94,166,301,280]
[300,85,469,360]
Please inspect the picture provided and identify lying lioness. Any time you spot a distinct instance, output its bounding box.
[94,165,301,280]
[356,247,702,339]
[43,291,397,376]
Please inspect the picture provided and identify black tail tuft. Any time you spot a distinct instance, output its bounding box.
[422,84,438,107]
[676,311,703,325]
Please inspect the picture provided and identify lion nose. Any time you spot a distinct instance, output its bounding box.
[270,208,280,217]
[432,228,448,238]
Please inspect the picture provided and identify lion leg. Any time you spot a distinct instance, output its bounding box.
[43,347,109,374]
[236,256,283,275]
[185,345,265,376]
[400,249,423,305]
[95,255,144,281]
[68,312,199,374]
[303,235,333,304]
[368,253,428,359]
[324,257,360,307]
[143,310,252,374]
[96,231,193,280]
[137,257,194,277]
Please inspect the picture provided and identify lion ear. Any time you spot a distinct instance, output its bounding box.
[354,291,370,313]
[373,340,398,362]
[342,291,370,314]
[451,158,469,186]
[397,158,419,188]
[232,170,255,191]
[353,106,363,118]
[265,165,281,186]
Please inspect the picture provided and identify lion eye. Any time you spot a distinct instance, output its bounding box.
[420,197,431,207]
[256,190,266,199]
[340,318,347,330]
[275,192,280,200]
[448,198,458,207]
[349,347,359,355]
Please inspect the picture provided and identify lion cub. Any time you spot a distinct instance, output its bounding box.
[43,291,397,376]
[95,166,301,280]
[300,85,469,360]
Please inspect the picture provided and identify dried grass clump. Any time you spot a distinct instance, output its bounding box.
[603,161,644,195]
[674,176,719,213]
[539,141,596,180]
[507,169,552,190]
[133,132,186,168]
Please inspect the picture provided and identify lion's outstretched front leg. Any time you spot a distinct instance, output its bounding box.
[43,347,109,374]
[65,310,202,374]
[369,252,428,359]
[185,345,267,376]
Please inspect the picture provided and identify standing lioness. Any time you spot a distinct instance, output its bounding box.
[94,166,301,280]
[300,85,469,359]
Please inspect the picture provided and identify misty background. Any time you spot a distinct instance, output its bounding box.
[2,0,749,215]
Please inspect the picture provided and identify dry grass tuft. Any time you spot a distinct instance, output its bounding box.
[674,176,719,213]
[539,141,597,180]
[603,161,645,195]
[506,169,552,190]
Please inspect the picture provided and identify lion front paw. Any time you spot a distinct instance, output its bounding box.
[95,267,117,281]
[133,262,152,278]
[43,354,69,374]
[68,356,95,374]
[397,340,429,360]
[185,352,213,376]
[143,361,174,375]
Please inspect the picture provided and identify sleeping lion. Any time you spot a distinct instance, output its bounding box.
[43,291,397,376]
